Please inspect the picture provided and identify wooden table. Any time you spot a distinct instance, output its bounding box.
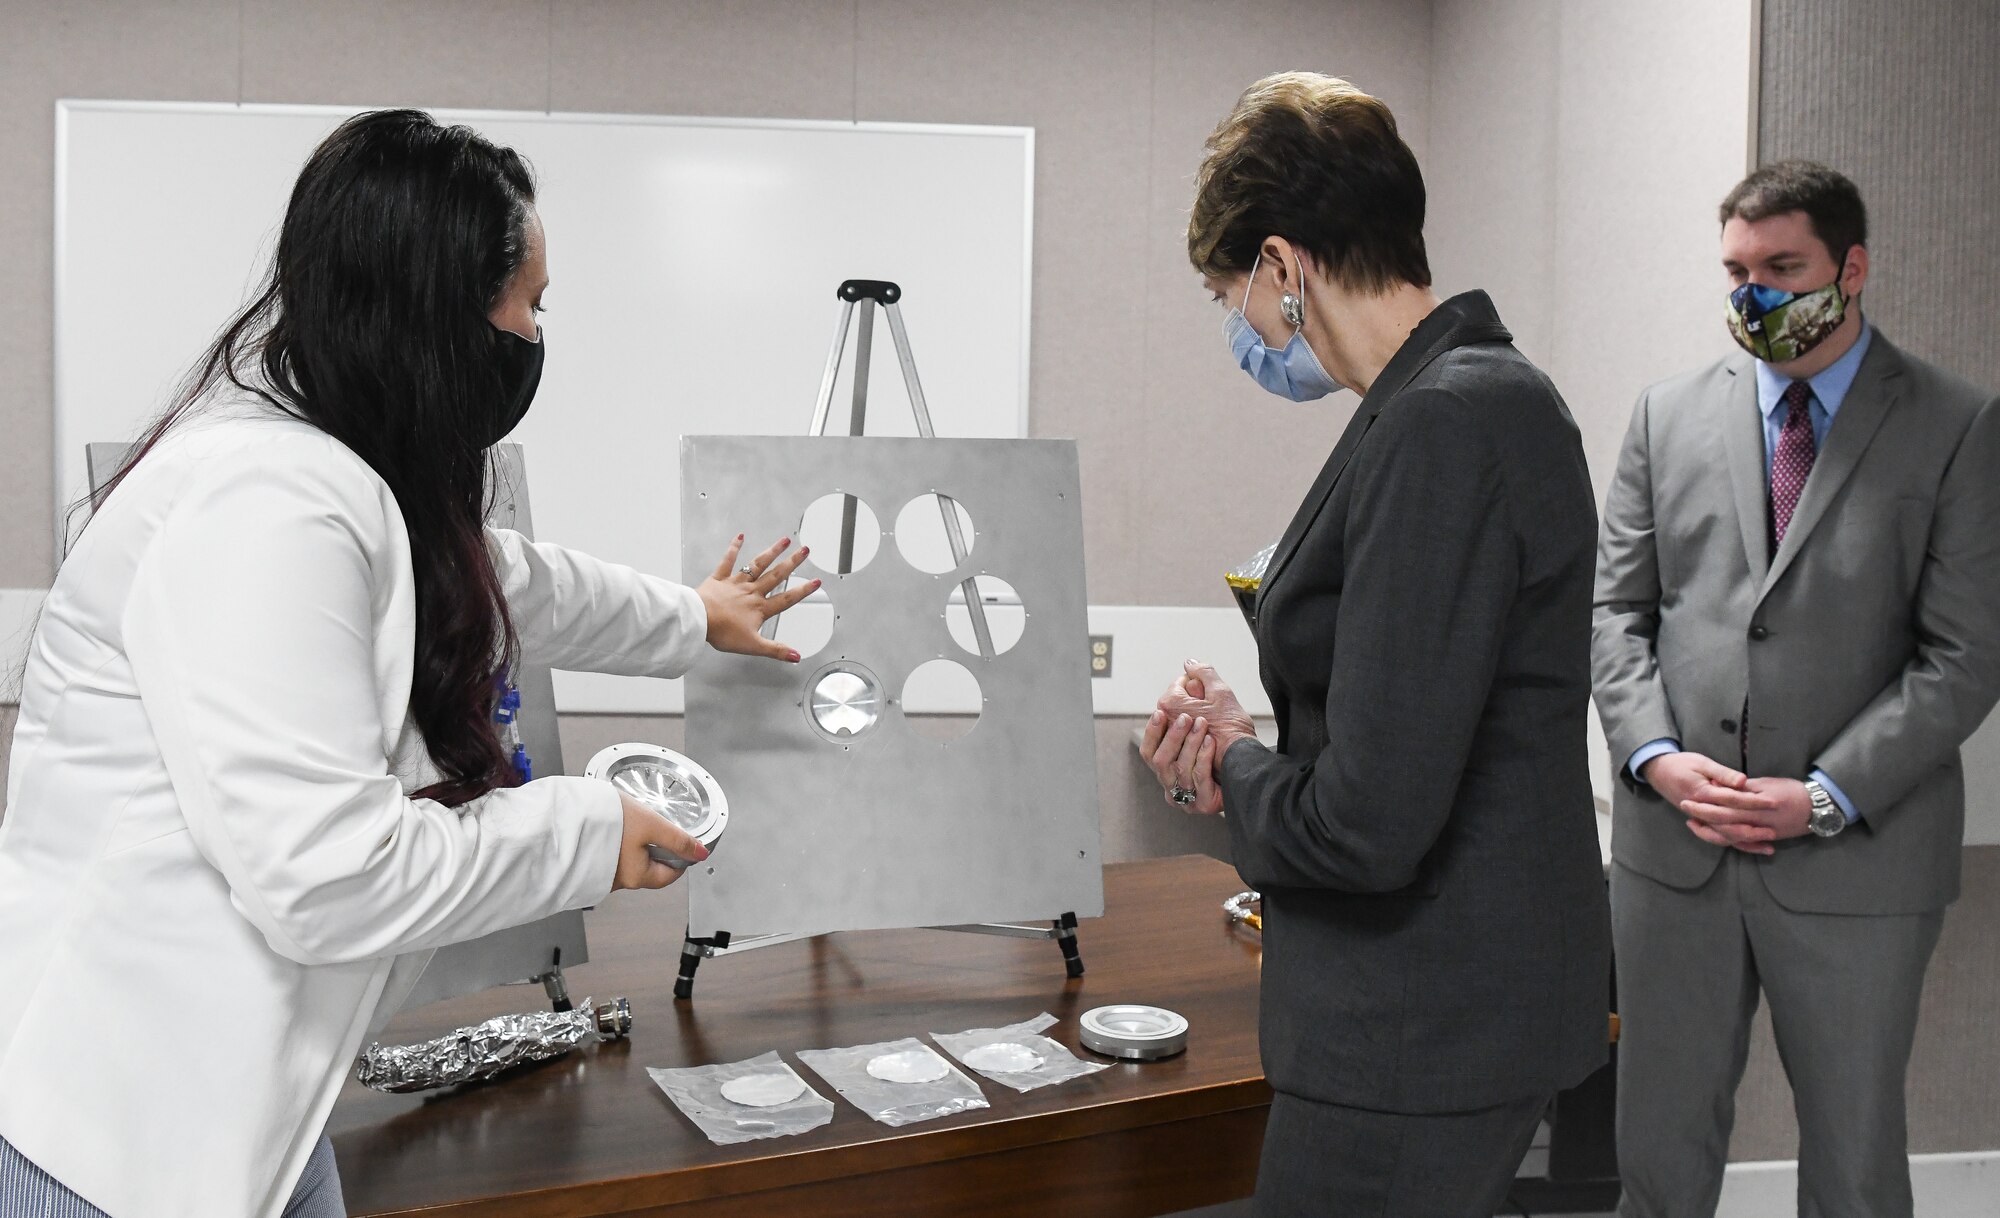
[329,855,1269,1217]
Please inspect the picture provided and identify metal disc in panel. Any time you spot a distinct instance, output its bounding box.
[805,662,883,742]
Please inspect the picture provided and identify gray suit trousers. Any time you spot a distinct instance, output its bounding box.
[1611,855,1941,1218]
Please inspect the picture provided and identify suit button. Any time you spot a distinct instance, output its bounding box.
[1749,625,1769,641]
[1722,719,1739,734]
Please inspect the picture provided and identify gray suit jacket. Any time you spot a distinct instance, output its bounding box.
[1222,292,1610,1114]
[1593,331,2000,914]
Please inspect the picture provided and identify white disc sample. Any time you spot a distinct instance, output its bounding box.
[962,1041,1045,1074]
[719,1071,807,1108]
[866,1049,951,1084]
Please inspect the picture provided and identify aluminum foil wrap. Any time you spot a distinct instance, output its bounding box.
[1223,890,1263,932]
[355,997,632,1093]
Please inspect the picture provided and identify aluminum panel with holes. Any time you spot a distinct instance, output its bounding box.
[682,436,1103,938]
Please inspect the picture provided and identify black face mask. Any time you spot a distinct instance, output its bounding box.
[481,324,544,447]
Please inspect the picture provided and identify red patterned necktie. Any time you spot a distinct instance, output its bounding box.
[1770,379,1817,549]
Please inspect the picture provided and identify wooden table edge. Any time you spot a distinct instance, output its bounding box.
[361,1076,1275,1217]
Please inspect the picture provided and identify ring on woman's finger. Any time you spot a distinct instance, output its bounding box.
[739,565,757,576]
[1169,785,1196,806]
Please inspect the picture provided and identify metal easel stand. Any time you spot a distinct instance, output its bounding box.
[674,279,1084,1002]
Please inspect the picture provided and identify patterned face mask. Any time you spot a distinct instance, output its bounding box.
[1726,271,1847,364]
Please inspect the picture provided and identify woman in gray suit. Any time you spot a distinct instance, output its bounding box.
[1142,72,1611,1217]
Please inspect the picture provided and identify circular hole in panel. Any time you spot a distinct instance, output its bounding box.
[798,493,880,575]
[893,493,976,575]
[806,660,884,743]
[902,658,982,744]
[945,575,1025,657]
[770,582,835,661]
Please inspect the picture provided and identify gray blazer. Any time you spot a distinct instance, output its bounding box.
[1221,292,1611,1114]
[1593,331,2000,915]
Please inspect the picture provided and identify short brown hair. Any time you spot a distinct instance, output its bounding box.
[1188,73,1430,292]
[1720,160,1868,263]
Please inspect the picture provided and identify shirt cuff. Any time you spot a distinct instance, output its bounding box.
[1628,738,1681,785]
[1810,768,1861,824]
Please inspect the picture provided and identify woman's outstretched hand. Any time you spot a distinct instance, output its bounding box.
[1141,660,1258,815]
[697,534,820,662]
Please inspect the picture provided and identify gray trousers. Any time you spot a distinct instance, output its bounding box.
[1252,1089,1550,1218]
[0,1132,344,1218]
[1611,854,1943,1218]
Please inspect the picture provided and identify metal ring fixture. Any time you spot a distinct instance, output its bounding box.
[583,743,729,868]
[1079,1004,1189,1061]
[804,660,885,743]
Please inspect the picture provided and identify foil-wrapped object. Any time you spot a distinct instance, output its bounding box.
[1223,889,1263,932]
[1225,541,1278,626]
[355,997,632,1093]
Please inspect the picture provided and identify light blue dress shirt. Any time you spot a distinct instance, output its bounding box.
[1628,323,1873,823]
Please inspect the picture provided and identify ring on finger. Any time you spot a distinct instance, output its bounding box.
[1169,785,1195,806]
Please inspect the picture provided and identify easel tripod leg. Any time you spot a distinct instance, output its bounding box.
[674,930,712,1001]
[1055,912,1084,978]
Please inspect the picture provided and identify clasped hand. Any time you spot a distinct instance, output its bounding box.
[1140,660,1258,815]
[1640,751,1814,854]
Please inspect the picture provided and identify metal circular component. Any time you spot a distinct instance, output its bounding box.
[582,743,728,866]
[805,661,884,742]
[1079,1004,1189,1061]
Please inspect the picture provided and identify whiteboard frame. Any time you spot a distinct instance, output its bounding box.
[51,98,1036,566]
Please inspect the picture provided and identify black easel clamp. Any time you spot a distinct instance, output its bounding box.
[838,279,901,304]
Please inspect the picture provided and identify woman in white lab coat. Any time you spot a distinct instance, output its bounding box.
[0,110,816,1218]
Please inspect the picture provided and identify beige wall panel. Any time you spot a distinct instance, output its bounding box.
[239,0,552,109]
[1760,0,2000,393]
[1546,0,1751,499]
[1131,0,1431,609]
[0,0,240,588]
[1423,0,1560,363]
[1729,846,2000,1158]
[550,0,857,120]
[1759,0,2000,848]
[854,0,1156,605]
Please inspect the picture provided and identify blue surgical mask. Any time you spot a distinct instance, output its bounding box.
[1223,252,1340,401]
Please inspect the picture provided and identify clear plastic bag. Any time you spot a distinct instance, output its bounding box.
[647,1051,835,1145]
[795,1037,989,1127]
[931,1012,1110,1093]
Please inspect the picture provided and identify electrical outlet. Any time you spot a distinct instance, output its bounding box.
[1089,634,1113,678]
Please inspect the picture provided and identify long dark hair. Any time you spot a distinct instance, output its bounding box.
[88,109,537,806]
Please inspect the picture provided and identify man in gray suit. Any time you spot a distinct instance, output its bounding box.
[1594,159,2000,1217]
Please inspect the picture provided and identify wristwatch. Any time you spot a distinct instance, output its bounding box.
[1805,779,1846,838]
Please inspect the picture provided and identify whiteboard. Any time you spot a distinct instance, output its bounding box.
[53,100,1033,596]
